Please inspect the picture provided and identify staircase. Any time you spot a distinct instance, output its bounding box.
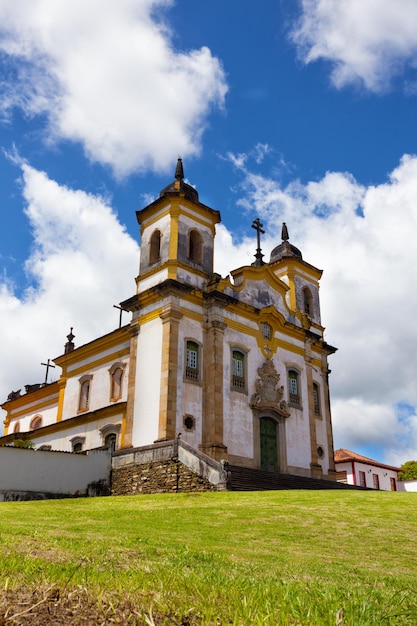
[227,465,360,491]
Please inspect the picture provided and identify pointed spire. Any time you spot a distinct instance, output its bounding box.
[175,157,184,181]
[281,222,289,241]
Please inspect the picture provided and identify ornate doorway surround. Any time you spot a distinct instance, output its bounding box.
[250,359,291,472]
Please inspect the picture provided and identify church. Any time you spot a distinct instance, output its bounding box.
[1,160,337,481]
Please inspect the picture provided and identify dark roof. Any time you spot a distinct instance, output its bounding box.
[159,157,199,202]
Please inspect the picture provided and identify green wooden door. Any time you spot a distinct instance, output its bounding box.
[260,417,278,472]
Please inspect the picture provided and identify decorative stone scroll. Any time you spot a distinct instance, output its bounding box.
[249,359,291,418]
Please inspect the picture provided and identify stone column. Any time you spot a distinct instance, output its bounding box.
[157,299,182,441]
[322,352,337,479]
[201,303,227,460]
[305,339,322,478]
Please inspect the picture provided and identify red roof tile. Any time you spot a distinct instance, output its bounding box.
[334,448,400,472]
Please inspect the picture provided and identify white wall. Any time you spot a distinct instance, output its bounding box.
[397,480,417,492]
[336,460,398,491]
[0,446,111,499]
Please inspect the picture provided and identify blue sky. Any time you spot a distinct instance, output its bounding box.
[1,0,417,465]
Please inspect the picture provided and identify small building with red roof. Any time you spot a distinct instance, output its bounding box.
[334,448,400,491]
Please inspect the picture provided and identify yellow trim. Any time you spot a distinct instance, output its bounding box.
[64,348,130,379]
[1,382,60,414]
[4,393,59,420]
[0,403,127,445]
[56,378,67,422]
[138,195,220,233]
[138,258,211,284]
[137,308,163,324]
[54,326,130,370]
[179,307,204,324]
[272,256,323,280]
[168,205,180,260]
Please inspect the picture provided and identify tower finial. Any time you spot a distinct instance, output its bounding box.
[64,327,75,354]
[175,157,184,181]
[281,222,289,241]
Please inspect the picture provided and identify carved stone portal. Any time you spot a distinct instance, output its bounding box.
[250,359,291,418]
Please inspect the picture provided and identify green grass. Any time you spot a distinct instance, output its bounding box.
[1,490,417,624]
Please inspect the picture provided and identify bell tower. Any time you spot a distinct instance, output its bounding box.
[136,158,220,293]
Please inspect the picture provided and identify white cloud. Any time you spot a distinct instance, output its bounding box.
[0,162,139,409]
[0,0,227,175]
[291,0,417,92]
[221,149,417,464]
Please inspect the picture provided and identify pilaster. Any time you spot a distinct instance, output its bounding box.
[56,377,67,422]
[201,303,227,461]
[157,299,182,441]
[305,339,322,478]
[322,352,337,477]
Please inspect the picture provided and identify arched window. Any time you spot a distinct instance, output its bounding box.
[231,349,246,391]
[313,382,320,415]
[105,433,117,452]
[185,340,199,381]
[149,229,161,265]
[288,369,301,406]
[78,375,92,412]
[70,436,85,453]
[30,415,43,430]
[188,229,203,264]
[109,363,125,401]
[303,287,313,317]
[13,421,20,434]
[99,423,121,452]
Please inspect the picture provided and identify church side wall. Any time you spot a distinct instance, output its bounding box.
[7,400,59,435]
[176,315,204,449]
[282,351,312,472]
[30,410,125,452]
[131,317,162,446]
[61,342,130,420]
[222,324,256,462]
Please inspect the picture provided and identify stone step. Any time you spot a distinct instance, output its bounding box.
[227,465,359,491]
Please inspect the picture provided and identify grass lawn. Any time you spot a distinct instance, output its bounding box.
[0,489,416,624]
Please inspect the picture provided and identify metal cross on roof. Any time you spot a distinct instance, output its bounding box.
[251,217,265,266]
[41,358,55,385]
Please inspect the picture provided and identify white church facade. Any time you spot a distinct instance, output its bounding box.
[1,160,337,480]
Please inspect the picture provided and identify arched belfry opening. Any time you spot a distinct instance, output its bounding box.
[149,229,161,265]
[188,229,203,264]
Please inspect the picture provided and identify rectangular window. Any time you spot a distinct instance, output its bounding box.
[372,474,380,490]
[260,322,272,341]
[337,471,347,484]
[313,383,320,415]
[231,350,246,390]
[185,341,199,381]
[288,371,300,405]
[359,471,366,488]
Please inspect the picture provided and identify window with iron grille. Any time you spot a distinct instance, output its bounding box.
[288,370,300,405]
[260,322,272,341]
[313,383,320,415]
[186,341,199,381]
[231,350,246,390]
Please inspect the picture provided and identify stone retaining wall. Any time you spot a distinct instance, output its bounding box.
[112,458,215,495]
